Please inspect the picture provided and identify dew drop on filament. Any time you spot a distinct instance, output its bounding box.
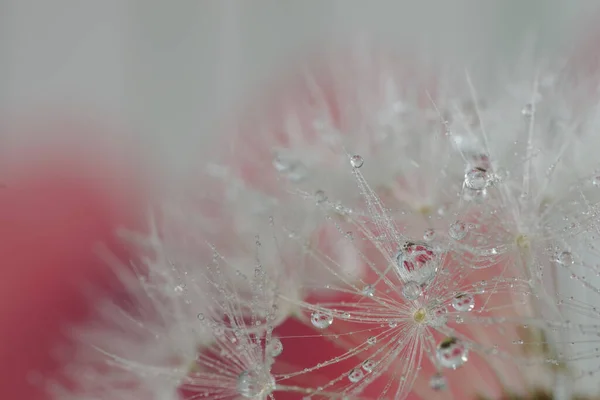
[449,221,468,240]
[395,242,439,286]
[348,368,364,383]
[267,338,283,357]
[436,337,469,369]
[402,281,423,300]
[465,167,490,190]
[361,284,375,297]
[350,154,364,168]
[237,370,276,399]
[429,373,447,390]
[362,359,376,372]
[521,103,533,117]
[452,293,475,312]
[423,229,436,242]
[556,251,574,266]
[311,311,333,329]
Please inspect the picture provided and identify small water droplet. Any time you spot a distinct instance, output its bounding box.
[272,154,308,182]
[348,368,364,383]
[388,320,398,328]
[361,284,375,297]
[311,311,333,329]
[452,293,475,312]
[197,313,205,321]
[362,360,376,372]
[237,370,276,398]
[267,338,283,357]
[449,221,468,240]
[522,103,533,117]
[465,167,489,190]
[402,281,423,300]
[493,167,509,182]
[367,336,377,345]
[436,337,469,369]
[423,229,436,242]
[429,373,447,390]
[593,176,600,187]
[314,190,327,204]
[174,284,185,293]
[556,251,574,266]
[428,304,448,327]
[350,154,364,168]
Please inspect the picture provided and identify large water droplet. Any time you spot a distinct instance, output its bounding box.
[395,242,439,286]
[311,311,333,329]
[436,337,469,369]
[348,368,364,383]
[237,370,276,399]
[402,281,423,300]
[464,167,489,190]
[362,360,376,372]
[429,373,447,390]
[350,155,364,168]
[449,221,468,240]
[556,251,574,266]
[452,293,475,312]
[267,338,283,357]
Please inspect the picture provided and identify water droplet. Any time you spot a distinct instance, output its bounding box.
[395,242,439,286]
[362,360,376,372]
[452,293,475,312]
[522,103,533,117]
[465,167,489,190]
[367,336,377,345]
[350,155,364,168]
[174,284,185,293]
[493,167,509,183]
[237,370,276,398]
[361,284,375,297]
[402,281,423,300]
[315,190,327,204]
[311,311,333,329]
[388,320,398,328]
[267,338,283,357]
[272,154,308,182]
[593,176,600,187]
[348,368,364,383]
[429,373,447,390]
[436,337,469,369]
[423,229,436,242]
[197,313,205,321]
[428,304,448,327]
[449,221,468,240]
[556,251,574,266]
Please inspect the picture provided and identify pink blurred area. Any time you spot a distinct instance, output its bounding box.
[0,117,147,399]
